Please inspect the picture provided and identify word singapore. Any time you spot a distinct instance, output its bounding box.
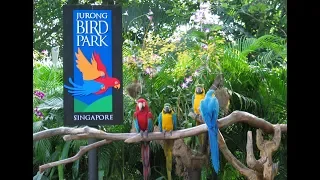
[74,114,114,121]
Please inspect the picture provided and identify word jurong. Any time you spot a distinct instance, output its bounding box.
[76,12,108,19]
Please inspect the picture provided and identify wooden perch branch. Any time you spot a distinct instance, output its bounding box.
[39,139,111,173]
[33,111,287,143]
[150,126,207,178]
[246,131,266,173]
[218,130,262,179]
[63,132,136,141]
[221,125,283,180]
[187,112,285,180]
[124,125,208,143]
[33,111,287,176]
[256,125,282,180]
[33,126,105,141]
[189,111,287,134]
[239,125,282,180]
[33,111,286,143]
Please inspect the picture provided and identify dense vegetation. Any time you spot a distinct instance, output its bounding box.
[33,0,287,179]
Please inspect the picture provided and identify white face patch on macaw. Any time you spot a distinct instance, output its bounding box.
[138,102,143,110]
[137,101,146,110]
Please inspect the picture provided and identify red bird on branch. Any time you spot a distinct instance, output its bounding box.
[133,98,153,180]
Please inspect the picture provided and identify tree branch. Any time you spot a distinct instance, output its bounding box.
[246,131,266,172]
[218,131,262,179]
[217,111,286,133]
[190,111,286,133]
[33,111,287,176]
[33,126,104,141]
[39,139,111,173]
[124,125,208,143]
[63,132,135,141]
[34,111,287,143]
[210,74,224,90]
[256,125,282,180]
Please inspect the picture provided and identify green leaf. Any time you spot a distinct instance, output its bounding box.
[33,171,49,180]
[172,8,180,14]
[37,97,63,110]
[155,176,166,180]
[58,141,71,180]
[99,170,105,180]
[190,31,206,40]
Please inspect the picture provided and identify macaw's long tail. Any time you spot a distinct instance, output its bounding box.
[164,139,174,180]
[141,142,151,180]
[196,121,205,146]
[208,127,220,174]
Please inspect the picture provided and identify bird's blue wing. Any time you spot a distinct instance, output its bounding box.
[208,123,220,173]
[148,119,153,132]
[173,113,177,130]
[134,119,140,132]
[200,90,221,173]
[208,96,220,173]
[200,97,214,127]
[192,94,195,110]
[211,97,220,128]
[158,113,162,132]
[64,78,103,96]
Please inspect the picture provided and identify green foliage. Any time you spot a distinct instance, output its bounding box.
[212,0,287,38]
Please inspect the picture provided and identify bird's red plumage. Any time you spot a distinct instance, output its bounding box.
[135,98,153,180]
[141,143,150,180]
[93,52,107,77]
[92,53,121,94]
[134,98,152,131]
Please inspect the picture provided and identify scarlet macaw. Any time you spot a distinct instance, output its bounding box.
[134,98,153,180]
[199,90,220,174]
[158,103,177,180]
[64,48,120,96]
[192,84,206,146]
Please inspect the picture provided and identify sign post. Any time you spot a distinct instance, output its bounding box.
[88,135,98,180]
[63,5,123,180]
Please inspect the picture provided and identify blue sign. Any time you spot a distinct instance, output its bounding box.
[63,5,123,126]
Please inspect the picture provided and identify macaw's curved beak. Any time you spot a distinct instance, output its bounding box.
[138,102,143,111]
[196,87,203,94]
[114,84,121,89]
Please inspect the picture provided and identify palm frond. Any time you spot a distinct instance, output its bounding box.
[33,171,49,180]
[228,90,259,111]
[37,97,63,111]
[34,138,52,163]
[33,121,44,133]
[71,140,88,151]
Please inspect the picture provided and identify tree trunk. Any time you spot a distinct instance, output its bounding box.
[187,168,201,180]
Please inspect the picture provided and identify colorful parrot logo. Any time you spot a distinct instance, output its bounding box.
[64,48,121,112]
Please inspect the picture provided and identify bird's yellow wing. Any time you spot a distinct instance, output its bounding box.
[75,48,101,80]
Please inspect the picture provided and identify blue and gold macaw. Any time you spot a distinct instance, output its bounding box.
[158,103,177,180]
[192,84,206,146]
[200,90,220,174]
